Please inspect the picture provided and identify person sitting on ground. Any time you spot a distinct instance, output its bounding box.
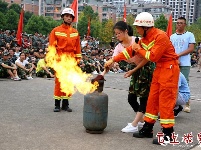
[197,49,201,72]
[0,51,21,81]
[174,72,191,117]
[15,52,35,80]
[191,52,197,67]
[9,48,17,64]
[36,55,54,78]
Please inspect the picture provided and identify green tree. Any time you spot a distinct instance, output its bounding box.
[91,18,102,39]
[154,14,168,31]
[77,12,88,37]
[46,17,62,32]
[5,9,18,30]
[24,11,33,26]
[9,3,21,14]
[82,5,98,20]
[38,16,51,35]
[77,6,99,38]
[24,15,41,34]
[101,19,114,44]
[0,0,8,14]
[0,12,6,30]
[187,24,201,43]
[194,17,201,30]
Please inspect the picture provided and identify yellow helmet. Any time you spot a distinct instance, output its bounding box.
[133,12,154,27]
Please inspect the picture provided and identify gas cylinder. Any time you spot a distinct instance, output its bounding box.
[83,75,108,134]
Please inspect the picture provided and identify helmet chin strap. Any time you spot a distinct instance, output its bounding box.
[142,27,152,37]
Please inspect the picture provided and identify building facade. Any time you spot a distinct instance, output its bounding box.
[4,0,39,15]
[161,0,196,24]
[3,0,172,22]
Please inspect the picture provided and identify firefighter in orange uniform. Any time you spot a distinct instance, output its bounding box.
[49,8,81,112]
[105,12,180,145]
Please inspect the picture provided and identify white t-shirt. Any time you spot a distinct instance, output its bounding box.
[15,58,29,66]
[81,40,88,48]
[170,31,196,66]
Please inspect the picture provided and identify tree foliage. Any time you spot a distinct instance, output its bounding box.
[77,6,101,38]
[0,0,8,14]
[154,14,168,31]
[8,3,21,14]
[5,9,18,30]
[24,11,33,26]
[77,12,88,37]
[101,19,114,44]
[0,12,6,30]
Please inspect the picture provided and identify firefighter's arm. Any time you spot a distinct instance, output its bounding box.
[133,34,169,62]
[75,33,82,63]
[46,29,57,60]
[49,29,57,47]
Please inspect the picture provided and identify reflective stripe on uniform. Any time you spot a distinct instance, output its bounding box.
[145,113,158,120]
[75,54,82,57]
[141,40,155,60]
[160,119,175,124]
[145,51,151,60]
[70,33,78,37]
[62,96,71,99]
[54,96,61,100]
[141,40,155,51]
[55,32,67,37]
[122,49,130,60]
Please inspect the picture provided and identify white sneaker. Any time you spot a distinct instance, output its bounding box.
[138,122,145,127]
[121,123,138,133]
[13,77,21,81]
[27,76,33,80]
[128,122,144,127]
[92,71,98,75]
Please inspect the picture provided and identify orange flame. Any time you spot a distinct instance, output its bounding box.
[46,46,98,96]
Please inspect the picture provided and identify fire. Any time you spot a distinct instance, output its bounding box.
[46,46,98,96]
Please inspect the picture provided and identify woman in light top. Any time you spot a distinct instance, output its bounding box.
[103,21,155,133]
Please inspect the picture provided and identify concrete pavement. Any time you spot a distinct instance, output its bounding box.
[0,67,201,150]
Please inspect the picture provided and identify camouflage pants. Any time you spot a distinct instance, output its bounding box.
[129,62,155,97]
[36,68,54,78]
[119,61,131,71]
[0,67,9,78]
[17,64,32,79]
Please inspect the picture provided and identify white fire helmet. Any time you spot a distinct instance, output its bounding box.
[133,12,154,27]
[61,8,75,17]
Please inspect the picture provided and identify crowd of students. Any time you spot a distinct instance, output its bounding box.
[0,29,130,81]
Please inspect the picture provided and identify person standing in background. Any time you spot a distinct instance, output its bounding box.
[170,17,195,113]
[48,8,81,112]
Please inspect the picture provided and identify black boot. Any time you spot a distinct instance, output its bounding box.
[133,121,154,138]
[153,127,174,145]
[61,99,72,112]
[54,100,61,112]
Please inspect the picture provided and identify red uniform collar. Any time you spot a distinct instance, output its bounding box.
[61,24,71,29]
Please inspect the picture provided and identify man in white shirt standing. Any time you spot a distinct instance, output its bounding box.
[170,17,195,113]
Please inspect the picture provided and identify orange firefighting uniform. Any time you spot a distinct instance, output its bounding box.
[113,27,179,128]
[49,24,81,100]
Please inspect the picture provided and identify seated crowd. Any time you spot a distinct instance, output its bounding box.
[0,31,130,81]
